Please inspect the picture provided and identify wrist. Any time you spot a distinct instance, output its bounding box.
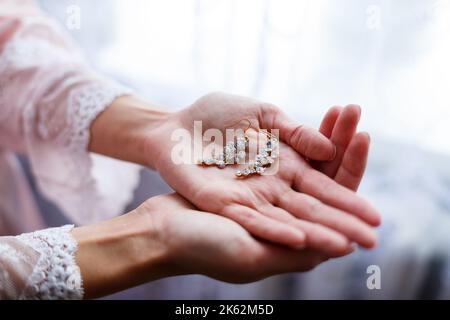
[72,208,172,299]
[142,112,184,172]
[89,95,172,169]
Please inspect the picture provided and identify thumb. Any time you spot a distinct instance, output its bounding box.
[261,106,336,161]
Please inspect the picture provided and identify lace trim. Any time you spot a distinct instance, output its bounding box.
[17,225,83,300]
[66,82,131,165]
[44,82,139,224]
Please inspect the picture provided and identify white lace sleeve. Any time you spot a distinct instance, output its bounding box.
[0,6,141,225]
[0,225,83,300]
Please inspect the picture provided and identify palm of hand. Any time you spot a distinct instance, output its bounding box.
[150,93,379,256]
[148,193,330,283]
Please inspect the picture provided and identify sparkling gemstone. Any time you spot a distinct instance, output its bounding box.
[235,170,243,177]
[225,145,234,154]
[260,157,269,165]
[225,145,235,163]
[226,155,235,163]
[216,160,226,169]
[243,168,251,176]
[236,138,246,149]
[256,166,265,174]
[236,150,246,161]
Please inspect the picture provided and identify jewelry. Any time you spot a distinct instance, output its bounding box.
[199,119,279,178]
[235,132,278,178]
[200,136,249,169]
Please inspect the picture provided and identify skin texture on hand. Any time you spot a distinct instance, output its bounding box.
[72,208,172,299]
[78,96,379,299]
[74,192,349,299]
[139,193,346,283]
[145,93,380,254]
[89,93,380,256]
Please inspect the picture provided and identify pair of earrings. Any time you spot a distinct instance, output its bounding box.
[199,128,279,178]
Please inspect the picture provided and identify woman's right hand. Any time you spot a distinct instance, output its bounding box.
[74,193,351,298]
[137,193,350,284]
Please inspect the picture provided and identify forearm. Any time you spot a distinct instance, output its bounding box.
[89,95,172,169]
[71,209,171,299]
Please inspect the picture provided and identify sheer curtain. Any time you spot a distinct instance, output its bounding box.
[40,0,450,154]
[88,0,450,156]
[36,0,450,299]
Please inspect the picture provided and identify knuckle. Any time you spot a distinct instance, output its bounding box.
[256,102,281,128]
[342,162,362,179]
[290,125,308,151]
[259,102,280,114]
[236,208,257,225]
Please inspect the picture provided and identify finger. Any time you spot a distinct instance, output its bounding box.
[294,168,381,226]
[222,205,306,249]
[286,124,337,161]
[334,132,370,191]
[278,191,377,248]
[319,104,361,178]
[259,205,353,257]
[319,106,343,138]
[260,106,336,161]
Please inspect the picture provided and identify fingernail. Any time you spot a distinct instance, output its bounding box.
[356,105,362,121]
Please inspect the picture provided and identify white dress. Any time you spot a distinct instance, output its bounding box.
[0,0,141,299]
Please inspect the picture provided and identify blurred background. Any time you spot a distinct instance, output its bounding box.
[33,0,450,299]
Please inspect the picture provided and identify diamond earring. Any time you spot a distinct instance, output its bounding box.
[198,120,279,178]
[200,135,249,169]
[235,132,278,178]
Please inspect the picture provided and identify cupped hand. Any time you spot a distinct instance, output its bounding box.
[137,193,350,283]
[145,92,380,255]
